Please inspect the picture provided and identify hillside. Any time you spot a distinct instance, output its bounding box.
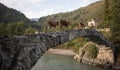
[0,3,39,36]
[38,1,104,29]
[0,3,32,24]
[0,3,40,28]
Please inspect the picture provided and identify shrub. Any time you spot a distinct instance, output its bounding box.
[86,43,98,59]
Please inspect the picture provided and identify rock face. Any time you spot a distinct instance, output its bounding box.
[74,42,114,68]
[0,29,115,70]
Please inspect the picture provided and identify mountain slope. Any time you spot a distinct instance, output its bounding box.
[38,1,104,29]
[0,3,39,36]
[0,3,32,24]
[0,3,41,31]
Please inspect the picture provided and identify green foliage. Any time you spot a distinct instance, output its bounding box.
[24,27,36,35]
[0,3,30,24]
[100,30,111,39]
[0,3,38,36]
[86,43,98,58]
[104,0,120,51]
[0,3,39,31]
[0,23,7,36]
[111,5,120,50]
[7,21,25,36]
[97,0,110,28]
[0,21,36,36]
[42,25,47,32]
[56,37,89,53]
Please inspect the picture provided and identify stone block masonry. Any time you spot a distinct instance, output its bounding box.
[0,29,115,70]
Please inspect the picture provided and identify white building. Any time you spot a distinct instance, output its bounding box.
[88,19,97,28]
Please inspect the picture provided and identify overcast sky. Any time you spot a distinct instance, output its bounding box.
[0,0,99,18]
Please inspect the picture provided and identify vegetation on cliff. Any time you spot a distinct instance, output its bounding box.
[56,37,89,53]
[104,0,120,51]
[86,43,97,59]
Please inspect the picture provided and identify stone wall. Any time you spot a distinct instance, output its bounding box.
[0,29,115,70]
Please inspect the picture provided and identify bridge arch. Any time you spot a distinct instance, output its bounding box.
[0,29,115,70]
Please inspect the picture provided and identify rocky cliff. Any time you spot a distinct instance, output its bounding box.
[0,29,115,70]
[74,42,114,68]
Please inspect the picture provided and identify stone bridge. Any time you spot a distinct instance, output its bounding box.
[0,29,115,70]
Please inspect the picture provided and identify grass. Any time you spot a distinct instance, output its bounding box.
[86,43,98,59]
[55,37,89,53]
[99,30,111,40]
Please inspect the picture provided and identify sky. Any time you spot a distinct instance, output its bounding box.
[0,0,99,18]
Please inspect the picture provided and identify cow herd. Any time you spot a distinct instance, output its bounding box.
[47,19,85,29]
[47,20,70,28]
[46,19,97,30]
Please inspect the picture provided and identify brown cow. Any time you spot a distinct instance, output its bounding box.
[47,20,70,28]
[79,22,85,28]
[47,20,59,28]
[59,20,70,27]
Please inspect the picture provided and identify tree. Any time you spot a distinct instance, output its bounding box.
[98,0,110,28]
[104,0,120,51]
[15,21,25,35]
[24,27,36,35]
[0,23,7,36]
[7,21,25,36]
[110,0,120,51]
